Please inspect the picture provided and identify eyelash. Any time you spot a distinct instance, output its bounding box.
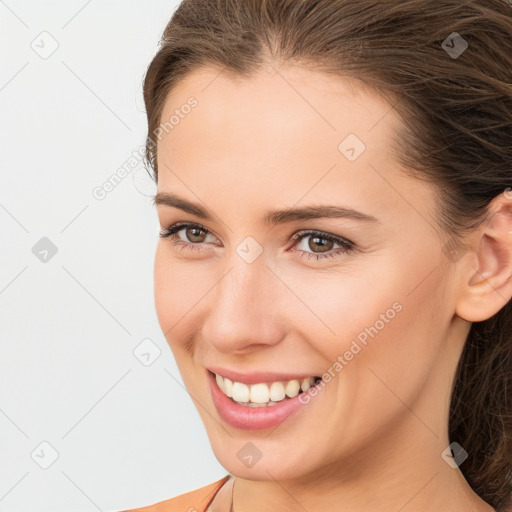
[159,222,357,261]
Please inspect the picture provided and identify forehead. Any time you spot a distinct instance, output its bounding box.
[155,64,429,228]
[158,63,396,151]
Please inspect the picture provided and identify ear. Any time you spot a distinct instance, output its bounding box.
[455,191,512,322]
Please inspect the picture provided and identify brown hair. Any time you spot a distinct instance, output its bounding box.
[142,1,512,509]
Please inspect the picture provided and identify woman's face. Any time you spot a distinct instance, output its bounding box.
[153,63,468,481]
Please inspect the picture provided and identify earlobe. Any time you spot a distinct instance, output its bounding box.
[455,193,512,323]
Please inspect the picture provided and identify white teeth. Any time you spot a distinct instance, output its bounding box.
[269,382,285,401]
[216,374,234,398]
[301,377,314,392]
[224,377,233,397]
[231,381,250,402]
[214,373,319,405]
[215,373,225,393]
[250,383,271,404]
[285,379,300,398]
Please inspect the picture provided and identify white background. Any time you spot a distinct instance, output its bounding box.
[0,1,226,510]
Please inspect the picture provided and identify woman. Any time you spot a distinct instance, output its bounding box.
[124,0,512,510]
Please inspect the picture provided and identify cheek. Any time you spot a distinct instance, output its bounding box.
[153,245,214,344]
[301,269,446,450]
[296,260,443,389]
[284,266,404,359]
[344,272,445,407]
[153,245,171,331]
[153,246,189,338]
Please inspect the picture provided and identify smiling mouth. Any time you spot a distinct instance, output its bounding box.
[213,372,322,407]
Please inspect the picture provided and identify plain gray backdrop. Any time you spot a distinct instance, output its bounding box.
[0,1,226,510]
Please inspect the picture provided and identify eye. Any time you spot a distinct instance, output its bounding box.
[159,222,357,261]
[289,230,356,261]
[159,222,218,252]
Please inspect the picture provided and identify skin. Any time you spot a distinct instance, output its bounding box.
[153,62,512,511]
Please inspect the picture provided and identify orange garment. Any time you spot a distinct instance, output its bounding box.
[122,475,231,512]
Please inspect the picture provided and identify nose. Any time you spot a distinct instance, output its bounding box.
[202,255,285,355]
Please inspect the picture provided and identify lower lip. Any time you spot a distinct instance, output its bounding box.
[207,371,321,431]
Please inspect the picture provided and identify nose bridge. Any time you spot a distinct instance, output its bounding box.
[217,252,270,323]
[203,250,282,352]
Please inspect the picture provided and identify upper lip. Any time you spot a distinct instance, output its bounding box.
[206,366,320,385]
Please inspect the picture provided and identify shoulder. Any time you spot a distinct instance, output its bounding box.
[121,475,231,512]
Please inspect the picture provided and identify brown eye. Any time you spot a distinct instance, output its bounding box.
[291,230,356,261]
[159,222,217,248]
[307,236,333,253]
[185,227,207,243]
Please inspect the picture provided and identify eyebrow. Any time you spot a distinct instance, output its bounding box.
[153,192,379,225]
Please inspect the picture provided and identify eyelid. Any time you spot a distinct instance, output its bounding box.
[289,229,354,248]
[160,221,220,243]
